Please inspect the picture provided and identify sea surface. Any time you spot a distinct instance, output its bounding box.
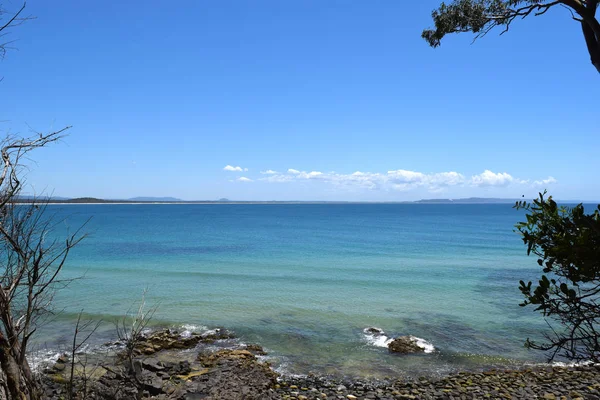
[31,203,561,378]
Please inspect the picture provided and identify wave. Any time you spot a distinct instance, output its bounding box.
[411,336,435,353]
[180,324,209,338]
[29,350,63,371]
[527,360,598,368]
[363,327,393,348]
[363,327,435,353]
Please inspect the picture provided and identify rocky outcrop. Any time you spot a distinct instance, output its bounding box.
[193,349,278,399]
[387,336,425,354]
[132,328,234,356]
[41,329,278,400]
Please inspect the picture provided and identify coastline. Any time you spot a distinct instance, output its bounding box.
[38,327,599,399]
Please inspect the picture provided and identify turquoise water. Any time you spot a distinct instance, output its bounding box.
[37,204,552,377]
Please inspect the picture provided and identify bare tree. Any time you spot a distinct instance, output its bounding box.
[115,289,157,387]
[0,130,84,400]
[66,311,101,400]
[0,2,32,64]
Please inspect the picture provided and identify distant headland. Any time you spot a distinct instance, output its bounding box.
[15,196,591,204]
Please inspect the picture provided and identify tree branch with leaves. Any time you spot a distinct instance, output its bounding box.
[423,0,600,73]
[515,192,600,362]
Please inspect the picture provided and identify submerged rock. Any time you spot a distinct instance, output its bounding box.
[387,336,425,354]
[365,327,384,336]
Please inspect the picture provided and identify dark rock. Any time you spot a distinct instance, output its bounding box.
[52,362,66,372]
[388,336,424,354]
[142,357,165,372]
[172,360,192,375]
[56,354,69,364]
[244,344,267,355]
[365,327,384,335]
[143,376,163,395]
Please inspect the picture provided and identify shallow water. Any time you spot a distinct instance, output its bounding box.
[30,203,559,377]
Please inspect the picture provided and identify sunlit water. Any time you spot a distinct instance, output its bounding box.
[30,203,557,378]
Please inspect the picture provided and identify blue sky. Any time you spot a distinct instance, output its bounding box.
[0,1,597,201]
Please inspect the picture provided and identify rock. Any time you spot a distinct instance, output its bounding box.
[245,344,267,355]
[177,368,210,381]
[143,376,163,395]
[141,346,156,355]
[142,357,164,372]
[56,354,69,364]
[52,362,66,372]
[172,360,192,375]
[365,327,384,335]
[388,336,425,354]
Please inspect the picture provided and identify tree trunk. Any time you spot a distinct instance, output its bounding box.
[0,335,26,400]
[582,18,600,73]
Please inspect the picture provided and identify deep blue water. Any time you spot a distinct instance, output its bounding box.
[35,204,554,377]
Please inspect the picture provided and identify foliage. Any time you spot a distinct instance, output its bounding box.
[515,192,600,362]
[422,0,600,73]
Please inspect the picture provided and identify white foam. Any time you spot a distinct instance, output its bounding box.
[410,336,435,354]
[363,327,392,348]
[180,324,208,338]
[362,328,435,353]
[29,350,62,371]
[274,362,307,378]
[527,360,598,368]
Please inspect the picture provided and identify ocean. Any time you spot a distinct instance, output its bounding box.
[33,203,555,378]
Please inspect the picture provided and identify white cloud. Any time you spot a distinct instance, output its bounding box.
[470,170,514,187]
[429,172,466,186]
[296,171,324,179]
[263,174,294,183]
[533,177,557,186]
[237,176,253,182]
[387,169,427,184]
[253,167,552,193]
[224,165,246,172]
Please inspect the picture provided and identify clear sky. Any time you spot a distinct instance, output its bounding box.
[0,1,597,201]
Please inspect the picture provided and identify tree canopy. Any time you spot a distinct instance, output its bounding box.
[515,193,600,362]
[422,0,600,73]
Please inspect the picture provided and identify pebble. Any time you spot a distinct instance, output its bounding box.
[274,365,600,400]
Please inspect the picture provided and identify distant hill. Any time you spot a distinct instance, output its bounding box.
[16,195,71,201]
[65,197,108,203]
[127,197,182,202]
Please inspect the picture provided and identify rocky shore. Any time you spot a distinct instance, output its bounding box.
[275,366,600,400]
[39,328,600,399]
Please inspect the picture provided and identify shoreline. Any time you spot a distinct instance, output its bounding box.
[38,328,599,399]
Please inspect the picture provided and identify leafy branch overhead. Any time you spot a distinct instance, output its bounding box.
[423,0,600,73]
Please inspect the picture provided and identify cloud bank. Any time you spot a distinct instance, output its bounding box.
[249,167,557,192]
